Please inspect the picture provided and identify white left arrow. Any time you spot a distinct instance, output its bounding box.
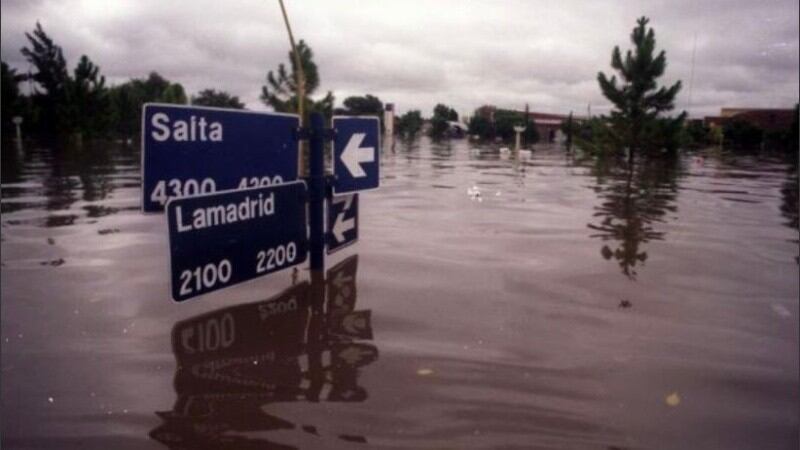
[340,133,374,178]
[332,212,355,243]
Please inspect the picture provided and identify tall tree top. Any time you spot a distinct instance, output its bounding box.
[20,22,69,96]
[598,16,682,118]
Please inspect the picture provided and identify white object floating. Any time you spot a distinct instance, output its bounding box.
[467,185,482,202]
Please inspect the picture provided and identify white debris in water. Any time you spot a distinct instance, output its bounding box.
[495,191,501,196]
[17,333,22,339]
[771,304,792,318]
[122,328,128,334]
[467,185,482,202]
[48,397,54,403]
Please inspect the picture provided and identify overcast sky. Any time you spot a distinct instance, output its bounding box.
[2,0,798,118]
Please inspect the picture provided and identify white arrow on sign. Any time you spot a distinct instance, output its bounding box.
[332,212,355,244]
[340,133,374,178]
[331,195,355,244]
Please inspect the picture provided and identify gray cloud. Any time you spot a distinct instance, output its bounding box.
[1,0,797,118]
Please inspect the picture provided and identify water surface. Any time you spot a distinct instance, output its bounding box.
[2,139,798,449]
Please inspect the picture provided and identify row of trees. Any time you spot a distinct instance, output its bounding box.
[468,109,538,143]
[1,23,247,141]
[0,24,437,143]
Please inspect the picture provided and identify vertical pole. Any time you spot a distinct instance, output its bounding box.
[308,112,326,272]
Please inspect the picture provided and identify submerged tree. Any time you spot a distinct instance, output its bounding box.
[65,55,110,138]
[260,40,334,118]
[597,16,686,160]
[429,103,458,138]
[396,110,423,137]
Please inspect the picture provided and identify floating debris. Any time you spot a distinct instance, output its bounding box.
[47,238,55,245]
[97,228,120,235]
[619,299,632,308]
[665,392,681,406]
[40,258,65,267]
[771,304,791,318]
[417,368,434,376]
[467,185,482,202]
[47,397,54,403]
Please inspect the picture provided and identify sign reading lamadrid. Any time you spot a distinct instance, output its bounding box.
[166,182,308,302]
[142,104,299,213]
[143,103,382,302]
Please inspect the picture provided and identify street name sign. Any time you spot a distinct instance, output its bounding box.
[166,182,308,302]
[142,103,300,212]
[327,193,358,254]
[332,116,380,194]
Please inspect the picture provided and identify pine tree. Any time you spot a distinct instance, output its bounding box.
[597,17,686,160]
[260,40,334,117]
[21,22,70,136]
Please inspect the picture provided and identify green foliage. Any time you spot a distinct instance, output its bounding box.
[340,95,383,116]
[260,40,334,118]
[429,103,458,138]
[64,55,110,138]
[468,108,537,143]
[336,94,384,129]
[191,89,244,109]
[681,120,709,148]
[596,17,686,156]
[468,114,493,139]
[493,109,537,143]
[108,72,188,137]
[396,110,423,137]
[20,22,70,136]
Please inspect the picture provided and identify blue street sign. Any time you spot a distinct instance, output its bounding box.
[142,103,299,212]
[166,182,308,302]
[327,193,358,253]
[332,116,380,194]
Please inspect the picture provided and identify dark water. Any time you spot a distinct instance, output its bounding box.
[1,139,798,449]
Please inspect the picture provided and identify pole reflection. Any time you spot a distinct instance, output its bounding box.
[150,255,377,449]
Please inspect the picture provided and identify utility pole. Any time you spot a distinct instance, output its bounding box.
[278,0,309,177]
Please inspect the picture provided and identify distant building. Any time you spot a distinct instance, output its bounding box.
[705,107,795,132]
[526,112,571,142]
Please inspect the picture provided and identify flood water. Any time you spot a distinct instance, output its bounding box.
[1,138,798,449]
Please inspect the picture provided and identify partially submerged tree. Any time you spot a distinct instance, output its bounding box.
[396,110,423,137]
[597,16,686,160]
[66,55,110,138]
[429,103,458,138]
[192,89,245,109]
[108,72,187,138]
[260,40,334,118]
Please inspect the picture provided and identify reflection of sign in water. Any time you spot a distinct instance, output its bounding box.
[166,182,308,302]
[141,104,299,212]
[327,193,358,254]
[150,255,376,448]
[333,117,380,194]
